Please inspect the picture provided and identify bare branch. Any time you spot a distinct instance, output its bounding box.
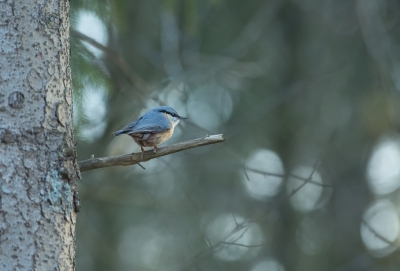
[243,166,334,188]
[287,156,321,200]
[220,241,265,248]
[232,212,239,227]
[173,220,251,271]
[78,135,224,172]
[286,132,337,199]
[362,219,397,247]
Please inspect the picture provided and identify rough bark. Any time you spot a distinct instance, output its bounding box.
[0,0,79,270]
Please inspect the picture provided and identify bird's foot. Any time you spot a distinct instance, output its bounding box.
[140,147,145,162]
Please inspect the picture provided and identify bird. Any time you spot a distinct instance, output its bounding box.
[113,106,187,159]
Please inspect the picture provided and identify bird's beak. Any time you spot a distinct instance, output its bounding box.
[179,116,188,120]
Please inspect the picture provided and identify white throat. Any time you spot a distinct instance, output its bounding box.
[166,114,180,127]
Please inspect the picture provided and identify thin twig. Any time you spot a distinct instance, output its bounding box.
[244,166,334,188]
[172,221,250,271]
[286,132,337,199]
[287,156,321,199]
[220,241,265,248]
[78,134,224,172]
[232,212,239,227]
[361,219,397,247]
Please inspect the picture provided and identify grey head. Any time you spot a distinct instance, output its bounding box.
[153,106,188,126]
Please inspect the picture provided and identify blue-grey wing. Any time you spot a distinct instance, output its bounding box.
[119,111,172,135]
[114,117,142,136]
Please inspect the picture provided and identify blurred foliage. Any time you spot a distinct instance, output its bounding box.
[70,0,110,25]
[70,0,400,271]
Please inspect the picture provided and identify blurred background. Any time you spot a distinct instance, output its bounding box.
[70,0,400,270]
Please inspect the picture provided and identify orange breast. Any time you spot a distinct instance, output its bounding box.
[131,126,174,147]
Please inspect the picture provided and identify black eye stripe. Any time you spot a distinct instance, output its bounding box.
[160,109,177,117]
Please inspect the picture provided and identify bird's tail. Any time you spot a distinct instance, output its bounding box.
[113,130,125,136]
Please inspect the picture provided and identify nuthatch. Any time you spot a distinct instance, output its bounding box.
[114,106,187,158]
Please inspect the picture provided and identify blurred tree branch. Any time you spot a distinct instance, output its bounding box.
[78,134,224,172]
[71,29,161,102]
[243,166,334,188]
[173,216,261,271]
[220,241,265,248]
[362,219,398,247]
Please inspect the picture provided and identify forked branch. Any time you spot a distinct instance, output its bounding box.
[78,134,224,172]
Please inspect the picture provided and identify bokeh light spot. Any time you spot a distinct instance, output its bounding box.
[287,166,325,213]
[79,86,107,142]
[77,11,108,57]
[187,84,233,131]
[361,199,399,257]
[366,134,400,196]
[242,149,284,200]
[252,259,286,271]
[205,213,263,262]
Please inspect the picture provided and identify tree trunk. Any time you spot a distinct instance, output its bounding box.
[0,0,79,270]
